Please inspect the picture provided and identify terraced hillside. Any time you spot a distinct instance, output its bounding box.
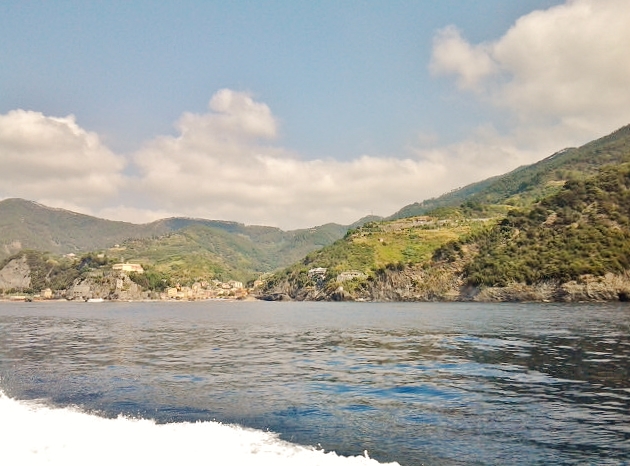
[261,125,630,302]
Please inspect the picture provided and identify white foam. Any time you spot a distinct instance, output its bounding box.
[0,392,399,466]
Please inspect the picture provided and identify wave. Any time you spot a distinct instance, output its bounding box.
[0,392,399,465]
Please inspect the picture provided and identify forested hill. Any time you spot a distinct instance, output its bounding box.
[260,126,630,302]
[463,163,630,288]
[0,198,352,284]
[0,198,164,257]
[389,123,630,219]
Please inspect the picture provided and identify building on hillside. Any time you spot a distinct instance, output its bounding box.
[228,280,243,289]
[112,263,144,274]
[336,271,367,283]
[308,267,327,279]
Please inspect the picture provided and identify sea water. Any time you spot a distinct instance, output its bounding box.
[0,300,629,465]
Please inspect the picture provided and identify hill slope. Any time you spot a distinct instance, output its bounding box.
[390,124,630,219]
[108,222,348,283]
[261,125,630,302]
[0,198,350,282]
[0,199,164,257]
[463,163,630,288]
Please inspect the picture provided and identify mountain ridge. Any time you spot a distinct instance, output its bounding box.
[389,123,630,219]
[0,197,348,257]
[259,123,630,302]
[3,123,630,300]
[0,198,353,284]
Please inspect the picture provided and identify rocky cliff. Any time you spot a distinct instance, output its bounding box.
[66,273,148,301]
[0,256,31,291]
[259,264,630,303]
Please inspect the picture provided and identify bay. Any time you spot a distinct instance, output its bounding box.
[1,301,629,465]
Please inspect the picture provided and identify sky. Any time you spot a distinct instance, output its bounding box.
[1,0,630,230]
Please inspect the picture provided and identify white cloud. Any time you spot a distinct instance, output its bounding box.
[3,1,629,231]
[0,85,598,231]
[429,25,496,91]
[0,109,126,208]
[495,0,630,131]
[93,205,174,225]
[431,0,630,141]
[132,1,630,228]
[132,89,519,229]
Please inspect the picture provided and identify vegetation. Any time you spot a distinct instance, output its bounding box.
[0,199,354,284]
[262,124,630,300]
[261,215,494,295]
[3,124,630,301]
[0,250,110,294]
[389,124,630,218]
[128,270,171,292]
[107,222,351,285]
[463,164,630,286]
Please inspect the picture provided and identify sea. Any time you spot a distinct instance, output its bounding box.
[0,300,629,465]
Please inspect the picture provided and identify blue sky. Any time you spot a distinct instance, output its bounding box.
[1,0,629,228]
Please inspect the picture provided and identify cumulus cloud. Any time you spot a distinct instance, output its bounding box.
[132,89,511,228]
[0,109,126,208]
[431,0,630,141]
[3,1,629,230]
[430,26,496,91]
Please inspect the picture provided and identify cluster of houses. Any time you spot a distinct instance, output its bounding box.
[108,263,249,300]
[308,268,367,283]
[10,263,251,302]
[161,279,246,300]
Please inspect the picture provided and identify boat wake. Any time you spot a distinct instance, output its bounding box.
[0,392,399,465]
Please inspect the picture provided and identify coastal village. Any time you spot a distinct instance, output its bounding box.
[0,257,258,302]
[0,250,372,302]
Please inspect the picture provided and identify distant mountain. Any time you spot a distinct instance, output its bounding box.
[0,198,353,282]
[0,199,165,257]
[112,222,349,283]
[389,123,630,219]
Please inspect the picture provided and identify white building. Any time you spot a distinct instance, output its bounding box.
[112,263,144,274]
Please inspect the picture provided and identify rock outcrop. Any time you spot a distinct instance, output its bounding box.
[261,266,630,303]
[0,256,31,290]
[66,273,149,300]
[474,273,630,302]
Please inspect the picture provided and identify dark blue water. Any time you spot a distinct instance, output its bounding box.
[1,301,629,465]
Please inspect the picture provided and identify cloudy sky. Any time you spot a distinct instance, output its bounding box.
[1,0,629,230]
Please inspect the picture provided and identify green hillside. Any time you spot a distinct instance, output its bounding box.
[108,221,350,284]
[0,199,350,282]
[262,213,494,297]
[261,124,630,302]
[0,199,167,257]
[462,163,630,287]
[390,124,630,219]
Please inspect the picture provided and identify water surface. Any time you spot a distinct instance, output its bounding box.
[1,301,629,465]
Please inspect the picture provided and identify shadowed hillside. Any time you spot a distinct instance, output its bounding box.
[0,199,351,281]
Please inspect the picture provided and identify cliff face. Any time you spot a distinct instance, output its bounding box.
[474,273,630,302]
[66,273,148,301]
[0,256,31,290]
[0,252,148,300]
[260,266,630,303]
